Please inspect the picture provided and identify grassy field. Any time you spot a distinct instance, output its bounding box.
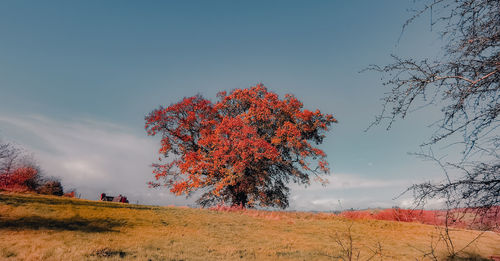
[0,192,499,260]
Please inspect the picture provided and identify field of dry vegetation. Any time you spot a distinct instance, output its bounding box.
[0,192,499,260]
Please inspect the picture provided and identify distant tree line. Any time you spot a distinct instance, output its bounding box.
[0,140,75,197]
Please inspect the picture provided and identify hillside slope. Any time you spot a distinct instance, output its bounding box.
[0,192,499,260]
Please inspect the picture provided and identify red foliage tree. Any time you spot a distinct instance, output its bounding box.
[145,84,337,208]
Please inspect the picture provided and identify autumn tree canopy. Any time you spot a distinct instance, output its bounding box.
[145,84,337,208]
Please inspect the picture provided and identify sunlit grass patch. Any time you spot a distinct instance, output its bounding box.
[0,192,499,260]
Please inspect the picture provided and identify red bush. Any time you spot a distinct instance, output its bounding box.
[339,207,499,231]
[0,167,39,192]
[209,203,245,212]
[340,210,372,220]
[63,191,76,198]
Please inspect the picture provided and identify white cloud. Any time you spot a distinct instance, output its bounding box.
[289,173,413,211]
[291,173,408,191]
[398,197,446,210]
[311,198,342,206]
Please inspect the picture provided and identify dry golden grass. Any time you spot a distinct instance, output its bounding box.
[0,192,499,260]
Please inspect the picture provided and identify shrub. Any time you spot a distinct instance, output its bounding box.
[37,179,64,196]
[339,207,500,231]
[0,167,40,192]
[340,210,372,220]
[63,190,76,198]
[209,203,245,212]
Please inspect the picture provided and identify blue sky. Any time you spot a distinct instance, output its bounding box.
[0,1,452,210]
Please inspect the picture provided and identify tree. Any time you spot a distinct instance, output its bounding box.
[0,141,20,175]
[369,1,499,217]
[145,84,337,208]
[0,140,43,192]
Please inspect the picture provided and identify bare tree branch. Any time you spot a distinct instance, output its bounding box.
[370,0,500,229]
